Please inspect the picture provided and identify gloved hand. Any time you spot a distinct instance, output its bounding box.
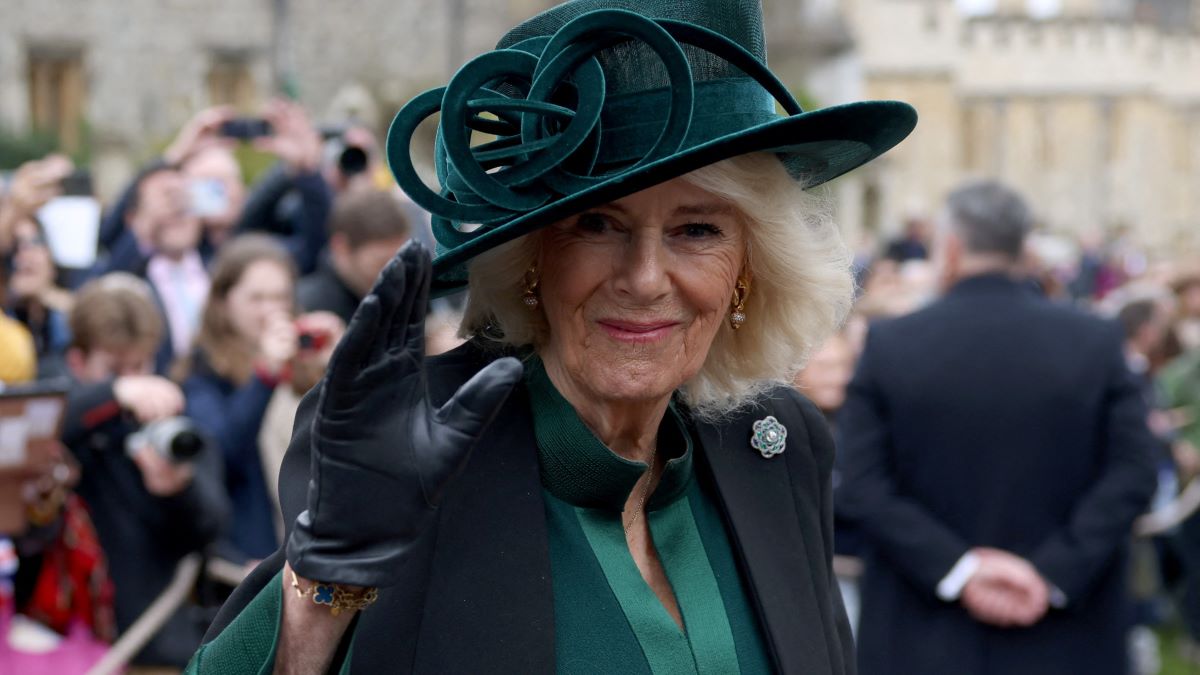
[286,241,523,587]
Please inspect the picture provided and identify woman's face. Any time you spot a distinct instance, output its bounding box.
[224,260,294,341]
[9,219,55,300]
[538,177,746,405]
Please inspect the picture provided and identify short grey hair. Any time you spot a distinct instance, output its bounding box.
[459,152,856,420]
[945,180,1034,260]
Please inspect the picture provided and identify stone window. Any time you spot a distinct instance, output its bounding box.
[27,46,86,153]
[961,103,980,171]
[207,53,256,109]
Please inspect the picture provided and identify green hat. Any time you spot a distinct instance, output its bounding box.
[386,0,917,296]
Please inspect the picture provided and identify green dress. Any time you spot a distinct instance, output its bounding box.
[187,358,771,674]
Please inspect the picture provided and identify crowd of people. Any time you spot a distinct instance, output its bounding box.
[797,190,1200,672]
[0,101,447,669]
[0,100,1197,674]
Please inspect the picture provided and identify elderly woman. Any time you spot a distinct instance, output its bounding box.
[188,1,914,673]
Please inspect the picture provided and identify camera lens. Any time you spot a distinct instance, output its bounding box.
[338,146,368,176]
[168,429,205,462]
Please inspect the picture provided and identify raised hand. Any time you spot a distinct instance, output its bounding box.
[162,107,236,166]
[285,241,523,588]
[113,375,186,424]
[256,99,322,174]
[961,547,1050,628]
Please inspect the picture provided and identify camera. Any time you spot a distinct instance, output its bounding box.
[319,124,369,178]
[297,328,331,352]
[60,170,93,197]
[189,178,229,217]
[125,417,206,463]
[336,145,368,178]
[219,118,273,140]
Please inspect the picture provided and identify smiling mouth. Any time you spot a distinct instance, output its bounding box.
[596,319,680,343]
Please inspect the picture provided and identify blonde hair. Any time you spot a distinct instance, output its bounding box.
[461,153,855,419]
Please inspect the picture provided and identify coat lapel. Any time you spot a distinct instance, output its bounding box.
[694,407,834,674]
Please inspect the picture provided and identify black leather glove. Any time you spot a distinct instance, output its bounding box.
[286,241,523,587]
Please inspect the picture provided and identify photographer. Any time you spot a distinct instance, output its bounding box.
[111,166,211,374]
[7,216,74,380]
[179,235,298,563]
[257,309,345,537]
[94,101,330,278]
[321,123,385,196]
[0,154,73,257]
[62,273,229,667]
[1,155,75,379]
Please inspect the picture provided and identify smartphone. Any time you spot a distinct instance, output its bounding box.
[36,193,101,268]
[189,178,230,217]
[60,170,93,197]
[297,329,331,352]
[219,118,273,140]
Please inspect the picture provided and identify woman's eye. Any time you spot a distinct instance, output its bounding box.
[575,213,611,234]
[679,222,724,239]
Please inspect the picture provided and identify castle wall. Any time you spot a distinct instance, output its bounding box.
[842,0,1200,250]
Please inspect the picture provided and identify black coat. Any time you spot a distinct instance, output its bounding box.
[64,380,230,665]
[296,257,361,326]
[203,341,856,673]
[837,273,1157,675]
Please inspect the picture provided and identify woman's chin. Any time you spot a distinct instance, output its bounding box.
[575,361,685,406]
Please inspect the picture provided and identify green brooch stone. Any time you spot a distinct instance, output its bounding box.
[751,416,787,458]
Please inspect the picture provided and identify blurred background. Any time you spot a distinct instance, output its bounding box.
[0,0,1198,673]
[4,0,1199,250]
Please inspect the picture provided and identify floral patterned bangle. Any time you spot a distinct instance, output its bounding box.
[289,568,379,617]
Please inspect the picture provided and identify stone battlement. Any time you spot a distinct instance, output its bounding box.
[851,0,1200,102]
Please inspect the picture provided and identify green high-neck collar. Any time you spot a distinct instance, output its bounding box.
[524,356,694,512]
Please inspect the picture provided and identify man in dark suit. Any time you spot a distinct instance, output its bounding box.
[838,180,1157,675]
[297,189,411,326]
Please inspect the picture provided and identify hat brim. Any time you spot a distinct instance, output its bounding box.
[424,99,916,296]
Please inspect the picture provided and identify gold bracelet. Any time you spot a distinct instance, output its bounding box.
[289,569,379,617]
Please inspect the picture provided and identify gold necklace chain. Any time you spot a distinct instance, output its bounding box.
[624,446,659,535]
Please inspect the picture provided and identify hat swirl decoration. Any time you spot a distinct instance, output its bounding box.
[386,1,917,296]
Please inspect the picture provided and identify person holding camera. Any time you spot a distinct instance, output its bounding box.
[113,166,212,374]
[257,309,345,538]
[179,235,299,563]
[62,272,229,667]
[1,155,76,379]
[94,101,330,281]
[7,216,74,380]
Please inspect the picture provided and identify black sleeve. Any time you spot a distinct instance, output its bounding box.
[835,326,971,597]
[236,166,331,275]
[1028,324,1158,601]
[235,165,292,235]
[97,157,172,251]
[62,380,121,448]
[276,171,331,275]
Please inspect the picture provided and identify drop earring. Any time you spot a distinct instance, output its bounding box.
[522,265,540,309]
[729,278,749,330]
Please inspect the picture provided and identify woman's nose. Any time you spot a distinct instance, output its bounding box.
[612,232,671,303]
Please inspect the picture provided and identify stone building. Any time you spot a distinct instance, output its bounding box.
[826,0,1200,251]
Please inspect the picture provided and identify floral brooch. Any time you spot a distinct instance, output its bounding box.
[751,416,787,459]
